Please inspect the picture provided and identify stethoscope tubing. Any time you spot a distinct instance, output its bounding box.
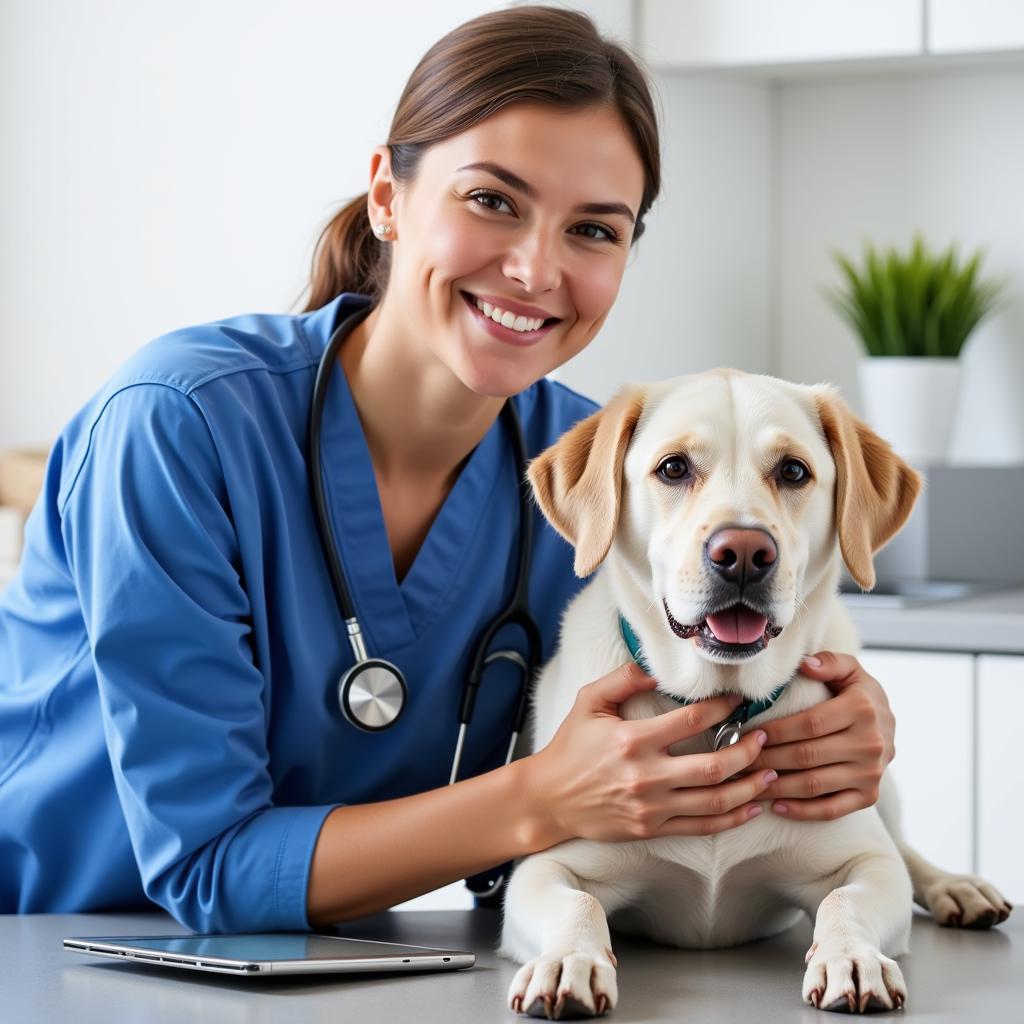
[307,302,539,802]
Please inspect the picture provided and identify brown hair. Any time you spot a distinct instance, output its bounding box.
[301,5,661,312]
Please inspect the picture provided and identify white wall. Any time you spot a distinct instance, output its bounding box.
[776,66,1024,463]
[0,0,506,448]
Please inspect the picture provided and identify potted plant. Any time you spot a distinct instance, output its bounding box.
[825,236,1005,463]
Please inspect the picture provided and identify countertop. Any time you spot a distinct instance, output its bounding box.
[5,907,1020,1023]
[844,585,1024,655]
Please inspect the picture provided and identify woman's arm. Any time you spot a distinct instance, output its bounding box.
[307,757,546,925]
[308,664,778,925]
[62,384,349,933]
[747,651,896,820]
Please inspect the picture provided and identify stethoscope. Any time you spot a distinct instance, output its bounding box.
[307,301,542,896]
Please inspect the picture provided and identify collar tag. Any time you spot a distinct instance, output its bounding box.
[618,613,789,749]
[713,721,744,750]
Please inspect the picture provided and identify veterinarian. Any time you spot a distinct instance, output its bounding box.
[0,6,896,932]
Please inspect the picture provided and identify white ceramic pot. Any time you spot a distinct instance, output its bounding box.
[857,357,962,464]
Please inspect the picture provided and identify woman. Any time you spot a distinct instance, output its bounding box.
[0,7,895,933]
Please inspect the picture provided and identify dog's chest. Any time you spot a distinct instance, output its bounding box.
[607,691,817,944]
[609,832,807,948]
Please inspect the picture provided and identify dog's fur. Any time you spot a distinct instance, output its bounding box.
[500,371,1011,1018]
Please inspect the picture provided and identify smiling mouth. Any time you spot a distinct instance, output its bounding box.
[663,598,783,659]
[460,291,562,335]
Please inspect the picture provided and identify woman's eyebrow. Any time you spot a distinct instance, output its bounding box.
[456,161,636,223]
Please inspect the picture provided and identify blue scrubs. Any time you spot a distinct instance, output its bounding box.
[0,293,598,932]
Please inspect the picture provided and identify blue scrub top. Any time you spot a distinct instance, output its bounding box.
[0,292,599,932]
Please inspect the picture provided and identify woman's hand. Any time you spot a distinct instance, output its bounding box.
[524,662,778,847]
[747,651,896,821]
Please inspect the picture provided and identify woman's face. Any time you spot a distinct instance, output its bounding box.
[375,103,647,398]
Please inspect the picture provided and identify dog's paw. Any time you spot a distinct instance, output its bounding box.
[802,942,906,1013]
[507,949,617,1019]
[921,873,1013,929]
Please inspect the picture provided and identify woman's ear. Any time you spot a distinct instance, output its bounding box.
[815,388,923,590]
[527,386,646,578]
[366,146,397,232]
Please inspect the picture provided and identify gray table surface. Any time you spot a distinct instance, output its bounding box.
[4,906,1020,1023]
[844,585,1024,655]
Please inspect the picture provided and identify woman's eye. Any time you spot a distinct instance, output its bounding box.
[469,190,514,214]
[778,459,810,485]
[468,191,619,243]
[656,456,689,483]
[572,222,619,243]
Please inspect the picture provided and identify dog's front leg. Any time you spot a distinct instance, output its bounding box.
[801,852,912,1013]
[501,847,632,1019]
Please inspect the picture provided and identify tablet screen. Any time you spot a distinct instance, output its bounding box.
[81,934,452,962]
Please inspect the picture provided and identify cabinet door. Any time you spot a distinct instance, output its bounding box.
[639,0,923,68]
[859,649,974,874]
[977,654,1024,903]
[928,0,1024,54]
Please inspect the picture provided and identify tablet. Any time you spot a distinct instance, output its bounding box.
[63,932,476,976]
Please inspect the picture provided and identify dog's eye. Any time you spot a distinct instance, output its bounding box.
[778,459,810,485]
[656,456,689,482]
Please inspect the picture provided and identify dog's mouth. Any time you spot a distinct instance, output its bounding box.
[663,598,783,659]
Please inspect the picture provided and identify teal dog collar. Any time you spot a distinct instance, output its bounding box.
[618,613,788,750]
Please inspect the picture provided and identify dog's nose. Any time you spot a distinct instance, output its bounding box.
[705,528,778,586]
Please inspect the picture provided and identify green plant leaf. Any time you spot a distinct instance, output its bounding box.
[824,237,1005,359]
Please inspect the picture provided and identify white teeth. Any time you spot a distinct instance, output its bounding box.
[473,295,546,333]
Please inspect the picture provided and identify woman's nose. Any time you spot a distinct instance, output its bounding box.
[502,230,562,293]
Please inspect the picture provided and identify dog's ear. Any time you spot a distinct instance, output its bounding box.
[815,388,923,590]
[527,386,646,578]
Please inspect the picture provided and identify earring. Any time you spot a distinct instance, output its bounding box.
[373,223,392,238]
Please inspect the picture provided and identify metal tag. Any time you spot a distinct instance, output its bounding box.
[713,721,744,751]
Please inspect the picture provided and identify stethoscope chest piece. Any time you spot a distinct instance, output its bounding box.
[339,659,409,731]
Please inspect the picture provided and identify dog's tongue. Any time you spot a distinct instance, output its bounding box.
[705,605,768,645]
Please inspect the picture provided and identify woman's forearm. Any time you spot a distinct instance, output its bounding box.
[306,756,560,926]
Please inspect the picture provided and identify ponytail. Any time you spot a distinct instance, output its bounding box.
[302,192,388,312]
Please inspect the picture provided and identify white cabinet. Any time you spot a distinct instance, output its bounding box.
[859,649,974,874]
[927,0,1024,54]
[862,648,1024,904]
[638,1,1024,70]
[977,654,1024,903]
[639,0,923,68]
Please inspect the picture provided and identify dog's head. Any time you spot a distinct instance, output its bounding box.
[528,371,921,690]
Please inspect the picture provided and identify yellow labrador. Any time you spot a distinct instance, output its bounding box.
[500,370,1011,1018]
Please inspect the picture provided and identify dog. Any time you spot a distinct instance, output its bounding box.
[499,370,1012,1018]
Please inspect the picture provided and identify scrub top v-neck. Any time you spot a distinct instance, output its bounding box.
[318,309,511,653]
[0,292,600,933]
